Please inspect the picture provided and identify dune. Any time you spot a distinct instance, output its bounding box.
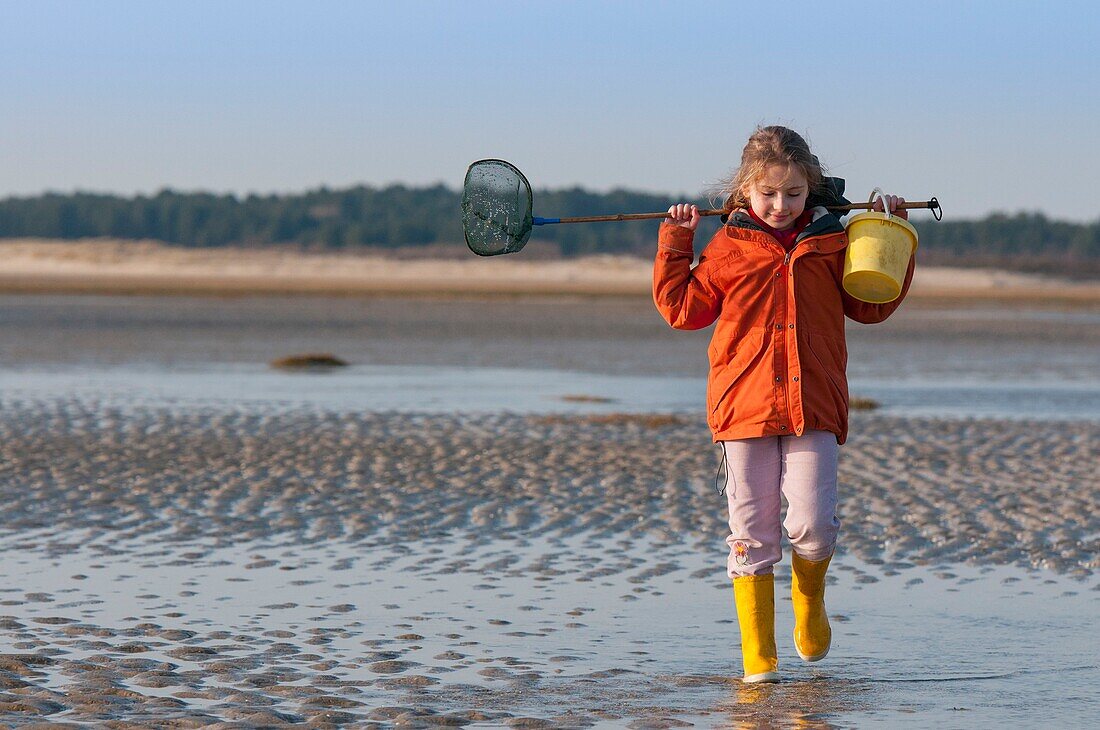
[0,238,1097,302]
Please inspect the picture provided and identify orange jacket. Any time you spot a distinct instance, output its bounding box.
[653,209,914,444]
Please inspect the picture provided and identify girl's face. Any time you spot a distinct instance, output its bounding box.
[747,164,808,231]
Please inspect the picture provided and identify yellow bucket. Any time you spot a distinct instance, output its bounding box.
[842,189,919,303]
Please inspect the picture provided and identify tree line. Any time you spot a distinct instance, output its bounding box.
[0,185,1097,270]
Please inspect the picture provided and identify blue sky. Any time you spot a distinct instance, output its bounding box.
[2,0,1098,220]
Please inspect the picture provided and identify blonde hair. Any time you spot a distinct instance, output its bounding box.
[713,126,825,211]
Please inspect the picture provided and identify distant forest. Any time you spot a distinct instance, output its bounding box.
[1,185,1097,274]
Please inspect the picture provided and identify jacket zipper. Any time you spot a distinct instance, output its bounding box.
[782,242,802,432]
[779,232,838,433]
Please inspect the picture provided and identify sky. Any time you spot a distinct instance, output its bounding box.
[1,0,1098,221]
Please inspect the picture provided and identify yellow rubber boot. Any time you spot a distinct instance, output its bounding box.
[791,551,832,662]
[732,574,780,683]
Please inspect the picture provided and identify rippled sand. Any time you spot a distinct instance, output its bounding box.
[1,406,1094,574]
[1,404,1096,725]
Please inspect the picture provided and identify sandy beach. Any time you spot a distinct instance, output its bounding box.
[0,405,1096,726]
[0,285,1097,725]
[2,238,1099,302]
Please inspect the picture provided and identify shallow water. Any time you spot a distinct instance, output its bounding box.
[1,295,1097,380]
[3,529,1097,727]
[3,362,1099,421]
[1,294,1097,421]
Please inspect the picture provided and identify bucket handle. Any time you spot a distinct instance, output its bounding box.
[868,187,893,217]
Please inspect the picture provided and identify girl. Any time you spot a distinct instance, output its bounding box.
[653,125,913,683]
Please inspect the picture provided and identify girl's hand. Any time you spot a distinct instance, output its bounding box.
[666,203,700,231]
[872,194,908,220]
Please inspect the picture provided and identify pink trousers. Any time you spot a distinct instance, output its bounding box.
[721,430,840,578]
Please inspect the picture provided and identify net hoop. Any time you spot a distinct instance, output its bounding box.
[461,158,535,256]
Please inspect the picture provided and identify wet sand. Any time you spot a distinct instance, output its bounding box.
[1,404,1097,726]
[0,292,1096,725]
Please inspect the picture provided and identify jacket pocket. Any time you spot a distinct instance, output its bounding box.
[707,330,768,419]
[804,332,849,407]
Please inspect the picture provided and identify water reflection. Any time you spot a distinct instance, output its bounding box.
[715,677,867,728]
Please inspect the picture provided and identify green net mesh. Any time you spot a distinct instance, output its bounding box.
[461,159,534,256]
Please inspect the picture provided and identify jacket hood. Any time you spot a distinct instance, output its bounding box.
[807,175,852,211]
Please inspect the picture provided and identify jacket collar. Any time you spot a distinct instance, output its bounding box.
[725,206,845,245]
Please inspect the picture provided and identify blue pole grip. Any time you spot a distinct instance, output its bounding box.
[532,217,560,226]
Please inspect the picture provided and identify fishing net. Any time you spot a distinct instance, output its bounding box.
[461,159,534,256]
